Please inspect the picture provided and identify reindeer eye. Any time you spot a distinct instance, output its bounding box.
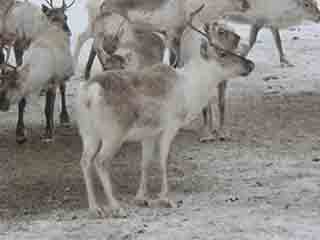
[218,30,225,35]
[304,3,309,7]
[217,50,227,58]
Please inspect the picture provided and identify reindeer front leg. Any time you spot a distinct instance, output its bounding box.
[134,138,157,207]
[16,98,27,144]
[43,86,57,142]
[85,44,97,80]
[59,82,70,127]
[200,104,216,142]
[14,44,27,144]
[151,127,178,208]
[240,24,261,57]
[270,27,294,67]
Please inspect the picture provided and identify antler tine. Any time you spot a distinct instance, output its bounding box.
[63,0,76,10]
[112,19,126,41]
[44,0,54,8]
[5,63,17,71]
[186,4,212,43]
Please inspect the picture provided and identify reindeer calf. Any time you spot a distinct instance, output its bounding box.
[226,0,320,66]
[76,5,254,218]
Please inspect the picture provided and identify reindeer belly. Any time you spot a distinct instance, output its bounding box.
[246,0,301,28]
[125,99,164,141]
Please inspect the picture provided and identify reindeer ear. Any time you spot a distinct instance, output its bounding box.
[200,39,209,59]
[41,4,50,15]
[204,23,210,33]
[241,0,250,11]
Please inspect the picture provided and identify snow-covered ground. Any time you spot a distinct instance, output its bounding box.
[1,1,320,240]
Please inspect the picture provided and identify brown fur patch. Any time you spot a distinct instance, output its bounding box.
[89,63,179,128]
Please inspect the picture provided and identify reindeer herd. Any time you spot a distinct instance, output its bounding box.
[0,0,319,218]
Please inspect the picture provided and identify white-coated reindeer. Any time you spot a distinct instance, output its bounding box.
[83,17,242,143]
[181,21,242,142]
[73,0,187,69]
[225,0,320,66]
[0,8,74,142]
[76,5,254,218]
[0,0,75,143]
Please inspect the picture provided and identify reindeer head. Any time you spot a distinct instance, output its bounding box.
[205,22,240,52]
[231,0,251,12]
[188,5,254,79]
[102,21,125,55]
[41,0,76,36]
[0,64,20,112]
[296,0,320,22]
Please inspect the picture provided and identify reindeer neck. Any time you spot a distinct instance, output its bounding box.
[177,57,223,121]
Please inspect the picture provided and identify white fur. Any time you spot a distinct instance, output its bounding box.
[8,24,73,104]
[2,1,51,43]
[76,35,252,216]
[229,0,320,28]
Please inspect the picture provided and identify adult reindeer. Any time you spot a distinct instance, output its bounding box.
[225,0,320,67]
[0,6,74,142]
[0,0,75,143]
[76,4,254,218]
[182,22,242,142]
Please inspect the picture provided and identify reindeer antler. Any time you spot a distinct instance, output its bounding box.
[0,62,17,72]
[112,19,126,41]
[44,0,54,8]
[62,0,76,10]
[186,4,213,44]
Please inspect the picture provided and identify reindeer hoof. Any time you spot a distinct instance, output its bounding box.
[280,59,294,68]
[110,207,127,218]
[88,205,108,219]
[16,135,27,144]
[41,137,54,143]
[150,198,177,208]
[134,196,151,207]
[41,133,54,143]
[200,133,217,143]
[214,130,231,142]
[60,113,71,127]
[89,204,127,219]
[39,89,46,96]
